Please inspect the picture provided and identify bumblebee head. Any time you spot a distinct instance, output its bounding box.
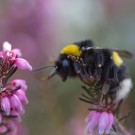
[45,40,95,81]
[55,55,76,81]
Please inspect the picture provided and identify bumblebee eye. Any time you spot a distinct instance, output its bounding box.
[63,59,69,68]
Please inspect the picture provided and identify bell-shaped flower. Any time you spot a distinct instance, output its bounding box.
[12,49,22,57]
[11,79,27,91]
[15,58,32,71]
[98,112,108,135]
[11,110,22,122]
[85,111,100,134]
[85,111,115,135]
[0,125,7,134]
[1,97,11,115]
[105,113,114,134]
[15,90,28,104]
[10,94,23,112]
[3,41,12,52]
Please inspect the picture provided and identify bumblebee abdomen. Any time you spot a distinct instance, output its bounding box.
[109,78,132,102]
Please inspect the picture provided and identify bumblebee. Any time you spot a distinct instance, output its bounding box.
[36,40,133,103]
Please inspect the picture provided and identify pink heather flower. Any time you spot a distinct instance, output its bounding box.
[15,90,29,104]
[2,41,22,57]
[11,110,22,122]
[85,111,114,135]
[10,94,23,112]
[98,112,109,134]
[85,111,100,134]
[0,125,7,134]
[0,113,2,124]
[1,97,11,115]
[0,41,31,134]
[11,79,27,91]
[12,48,22,57]
[8,120,18,133]
[85,111,96,123]
[3,41,12,52]
[105,113,114,134]
[1,41,32,71]
[15,58,32,71]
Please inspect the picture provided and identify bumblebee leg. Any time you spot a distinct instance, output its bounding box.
[73,62,81,75]
[83,65,92,79]
[93,67,102,81]
[94,53,104,67]
[74,62,91,85]
[79,57,94,81]
[68,56,86,81]
[46,67,57,80]
[87,64,94,80]
[102,59,114,82]
[102,82,110,95]
[98,82,110,106]
[77,57,93,81]
[93,53,104,81]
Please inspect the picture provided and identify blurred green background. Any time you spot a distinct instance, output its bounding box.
[0,0,135,134]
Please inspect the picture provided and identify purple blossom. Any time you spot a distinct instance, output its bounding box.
[0,113,2,124]
[85,111,100,134]
[11,79,27,91]
[10,94,23,113]
[15,58,32,71]
[15,90,29,104]
[11,110,22,122]
[105,113,114,134]
[98,112,109,134]
[8,120,18,133]
[0,42,31,134]
[1,97,11,115]
[0,125,7,134]
[2,41,22,57]
[85,111,114,135]
[3,41,12,52]
[12,48,22,57]
[1,41,32,71]
[85,111,96,123]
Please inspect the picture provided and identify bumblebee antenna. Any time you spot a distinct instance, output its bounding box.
[33,65,56,71]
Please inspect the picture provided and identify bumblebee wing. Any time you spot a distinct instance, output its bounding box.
[111,49,133,59]
[84,47,133,59]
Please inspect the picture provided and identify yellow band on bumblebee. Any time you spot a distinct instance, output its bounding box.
[61,44,82,56]
[112,51,123,66]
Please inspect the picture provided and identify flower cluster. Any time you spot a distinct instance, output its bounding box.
[80,81,132,135]
[0,42,32,135]
[85,111,114,135]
